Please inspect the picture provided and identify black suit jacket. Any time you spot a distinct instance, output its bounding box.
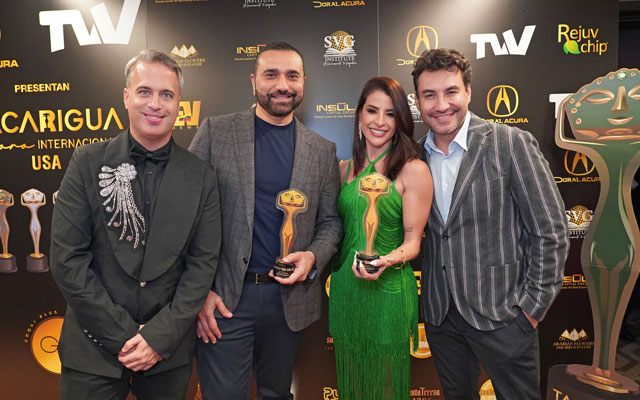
[50,130,221,377]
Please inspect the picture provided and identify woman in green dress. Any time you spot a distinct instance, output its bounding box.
[329,77,433,399]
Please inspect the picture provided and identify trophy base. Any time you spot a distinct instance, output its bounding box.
[356,252,379,274]
[273,258,295,278]
[0,254,17,273]
[546,364,640,399]
[26,254,49,273]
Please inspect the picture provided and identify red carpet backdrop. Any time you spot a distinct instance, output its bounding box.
[0,0,619,398]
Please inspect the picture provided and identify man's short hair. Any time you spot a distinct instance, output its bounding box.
[125,49,184,92]
[411,48,471,93]
[255,42,305,75]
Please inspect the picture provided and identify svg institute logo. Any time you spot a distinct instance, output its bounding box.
[323,30,357,67]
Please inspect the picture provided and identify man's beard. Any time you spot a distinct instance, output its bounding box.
[255,90,303,117]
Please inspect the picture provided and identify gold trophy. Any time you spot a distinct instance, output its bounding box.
[0,189,17,273]
[21,188,49,273]
[356,172,391,273]
[273,189,308,278]
[550,68,640,396]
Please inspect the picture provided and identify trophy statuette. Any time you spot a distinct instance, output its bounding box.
[21,188,49,273]
[551,68,640,396]
[0,189,17,273]
[356,172,391,273]
[273,189,308,278]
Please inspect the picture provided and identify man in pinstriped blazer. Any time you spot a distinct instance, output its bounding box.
[188,42,342,399]
[412,48,569,399]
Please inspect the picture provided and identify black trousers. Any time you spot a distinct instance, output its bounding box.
[426,305,541,400]
[196,281,303,400]
[60,361,193,400]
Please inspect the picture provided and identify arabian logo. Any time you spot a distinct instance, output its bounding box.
[566,205,593,239]
[553,328,594,350]
[484,85,528,124]
[479,380,495,400]
[25,311,63,374]
[170,44,206,67]
[486,85,519,117]
[470,25,535,59]
[323,30,357,67]
[558,24,608,55]
[39,0,141,52]
[397,25,438,66]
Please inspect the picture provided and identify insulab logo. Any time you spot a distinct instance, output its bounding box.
[470,25,535,59]
[39,0,141,52]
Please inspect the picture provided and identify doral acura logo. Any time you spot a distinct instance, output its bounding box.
[39,0,141,52]
[564,151,595,176]
[486,85,519,117]
[406,26,438,57]
[470,25,535,59]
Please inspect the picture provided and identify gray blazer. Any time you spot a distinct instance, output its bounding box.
[189,109,342,332]
[419,113,569,331]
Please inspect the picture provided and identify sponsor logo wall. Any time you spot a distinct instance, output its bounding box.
[0,0,619,399]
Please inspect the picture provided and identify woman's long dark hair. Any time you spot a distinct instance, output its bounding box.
[352,77,421,181]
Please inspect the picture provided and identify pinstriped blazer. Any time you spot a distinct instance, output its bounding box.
[418,113,569,331]
[189,109,342,332]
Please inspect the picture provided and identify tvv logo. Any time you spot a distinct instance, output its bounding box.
[39,0,141,52]
[470,25,535,59]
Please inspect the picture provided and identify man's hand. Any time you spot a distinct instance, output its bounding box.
[523,310,539,329]
[118,333,162,371]
[269,251,315,285]
[197,290,233,344]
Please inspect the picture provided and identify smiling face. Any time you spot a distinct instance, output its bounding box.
[123,61,181,150]
[415,67,471,148]
[251,49,305,125]
[566,69,640,141]
[359,90,396,152]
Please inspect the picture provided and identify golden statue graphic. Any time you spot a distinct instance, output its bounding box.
[0,189,17,273]
[21,188,49,273]
[555,68,640,395]
[273,189,308,278]
[356,172,391,273]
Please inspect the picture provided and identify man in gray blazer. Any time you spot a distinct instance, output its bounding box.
[412,48,569,399]
[189,42,342,399]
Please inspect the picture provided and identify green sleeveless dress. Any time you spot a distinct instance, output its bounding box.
[329,152,418,400]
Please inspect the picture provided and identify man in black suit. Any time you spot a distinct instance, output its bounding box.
[50,49,221,399]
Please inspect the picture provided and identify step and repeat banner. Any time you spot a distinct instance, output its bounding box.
[0,0,620,399]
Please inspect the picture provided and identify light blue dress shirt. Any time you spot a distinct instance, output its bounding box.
[424,112,471,223]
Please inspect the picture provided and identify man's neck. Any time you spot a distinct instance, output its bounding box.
[255,105,293,126]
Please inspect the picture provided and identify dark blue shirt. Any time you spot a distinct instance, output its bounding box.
[247,115,296,273]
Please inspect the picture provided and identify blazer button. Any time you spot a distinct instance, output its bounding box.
[140,281,147,287]
[242,258,248,264]
[442,234,449,241]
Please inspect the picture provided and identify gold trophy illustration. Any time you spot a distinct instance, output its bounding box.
[552,68,640,396]
[0,189,17,273]
[21,188,49,273]
[356,172,391,273]
[273,189,308,278]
